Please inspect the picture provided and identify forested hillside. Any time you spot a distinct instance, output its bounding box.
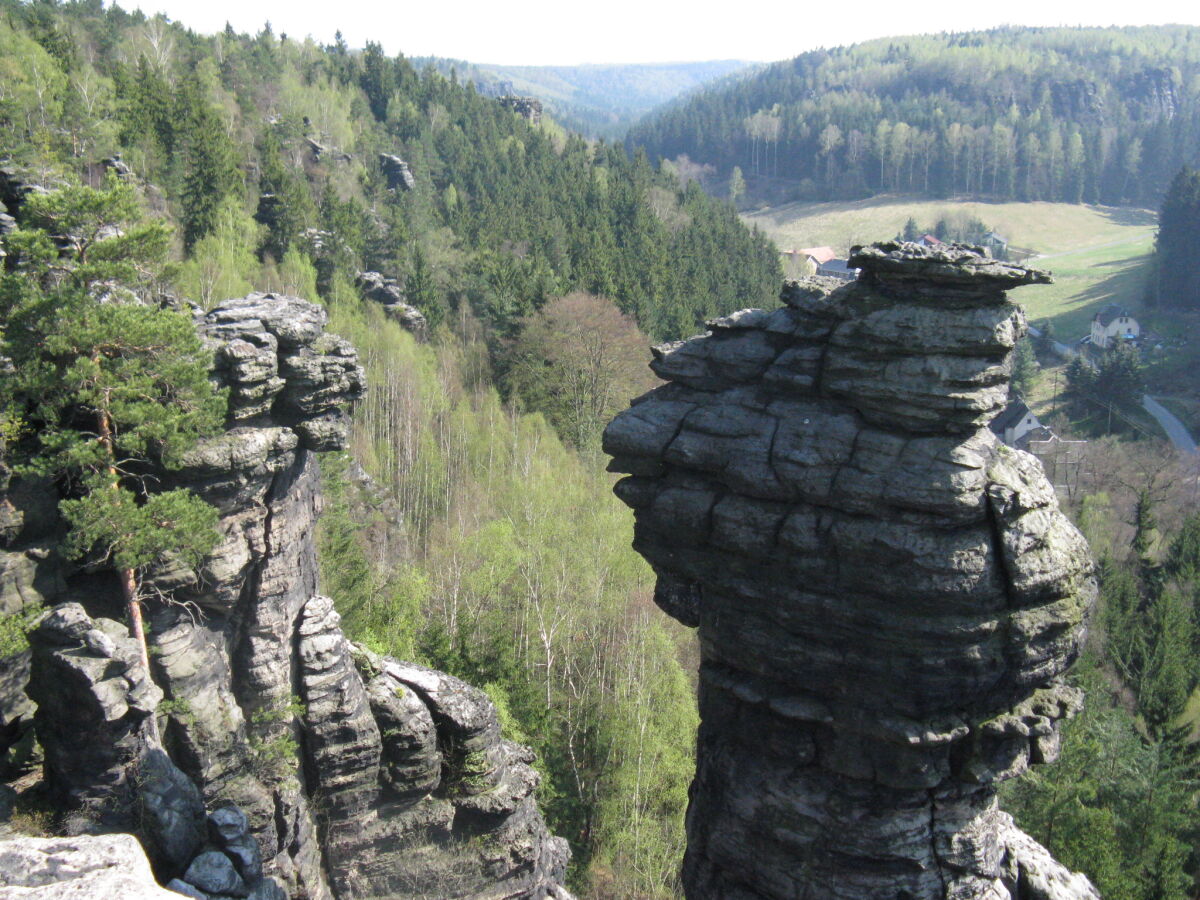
[0,1,780,895]
[628,26,1200,207]
[0,0,779,342]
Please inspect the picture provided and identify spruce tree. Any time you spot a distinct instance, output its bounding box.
[179,79,241,251]
[1154,167,1200,311]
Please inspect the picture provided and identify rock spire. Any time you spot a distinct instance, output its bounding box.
[3,293,571,900]
[604,242,1099,899]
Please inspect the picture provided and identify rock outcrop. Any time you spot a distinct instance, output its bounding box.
[0,833,183,899]
[604,243,1099,900]
[355,271,429,340]
[498,96,543,125]
[4,293,571,899]
[379,154,415,191]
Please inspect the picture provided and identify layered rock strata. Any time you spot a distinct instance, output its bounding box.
[604,243,1099,900]
[379,154,415,191]
[5,293,570,899]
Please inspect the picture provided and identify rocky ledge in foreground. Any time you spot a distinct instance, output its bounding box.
[1,293,570,900]
[604,242,1100,899]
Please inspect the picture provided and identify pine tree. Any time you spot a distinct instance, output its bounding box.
[1011,337,1039,397]
[1,180,225,740]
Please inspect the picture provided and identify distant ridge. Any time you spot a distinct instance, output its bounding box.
[627,25,1200,207]
[411,57,756,138]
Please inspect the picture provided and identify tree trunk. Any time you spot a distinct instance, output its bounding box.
[97,402,161,744]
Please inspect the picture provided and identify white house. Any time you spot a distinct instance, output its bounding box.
[990,398,1044,447]
[1090,305,1140,349]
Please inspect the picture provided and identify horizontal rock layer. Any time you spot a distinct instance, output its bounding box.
[605,243,1098,900]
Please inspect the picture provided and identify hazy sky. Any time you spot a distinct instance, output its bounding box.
[123,0,1200,66]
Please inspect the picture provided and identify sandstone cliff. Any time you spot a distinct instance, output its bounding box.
[1,294,571,900]
[604,243,1100,900]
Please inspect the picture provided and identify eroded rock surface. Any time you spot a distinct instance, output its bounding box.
[605,242,1099,900]
[8,294,570,899]
[0,833,182,899]
[379,154,415,191]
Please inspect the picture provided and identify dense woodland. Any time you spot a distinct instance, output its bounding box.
[3,3,1200,899]
[628,26,1200,207]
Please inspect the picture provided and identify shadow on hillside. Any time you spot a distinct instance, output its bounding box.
[1037,249,1154,340]
[1097,206,1157,228]
[1071,252,1153,307]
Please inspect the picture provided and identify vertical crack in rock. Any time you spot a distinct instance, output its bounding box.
[605,243,1101,900]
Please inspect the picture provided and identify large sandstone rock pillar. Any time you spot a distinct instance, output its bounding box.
[604,243,1099,899]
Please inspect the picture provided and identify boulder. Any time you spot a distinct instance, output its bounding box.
[182,849,248,897]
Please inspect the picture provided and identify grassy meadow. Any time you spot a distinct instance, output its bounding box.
[743,195,1157,343]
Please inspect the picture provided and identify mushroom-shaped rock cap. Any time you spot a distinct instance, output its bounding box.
[849,240,1052,293]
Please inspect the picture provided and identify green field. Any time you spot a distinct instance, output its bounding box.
[1019,235,1156,339]
[743,195,1157,343]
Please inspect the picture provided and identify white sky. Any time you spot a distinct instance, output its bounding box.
[122,0,1200,66]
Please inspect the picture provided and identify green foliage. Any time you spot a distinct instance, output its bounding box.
[1010,337,1039,398]
[1065,345,1145,431]
[0,602,44,658]
[178,79,241,250]
[504,292,655,451]
[1152,167,1200,311]
[13,172,171,292]
[630,26,1200,207]
[60,480,218,574]
[174,197,260,308]
[247,695,305,781]
[5,294,225,472]
[320,298,696,891]
[1,176,224,621]
[1002,657,1195,900]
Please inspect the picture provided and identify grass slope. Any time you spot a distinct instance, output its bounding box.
[744,195,1157,341]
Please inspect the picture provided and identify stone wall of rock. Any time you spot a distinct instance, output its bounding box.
[3,293,570,900]
[604,243,1100,900]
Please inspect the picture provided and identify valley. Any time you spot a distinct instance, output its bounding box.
[1,6,1200,900]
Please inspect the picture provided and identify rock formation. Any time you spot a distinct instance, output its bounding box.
[2,293,570,899]
[355,271,430,340]
[604,243,1099,900]
[0,833,185,899]
[498,96,543,125]
[379,154,415,191]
